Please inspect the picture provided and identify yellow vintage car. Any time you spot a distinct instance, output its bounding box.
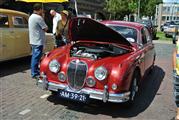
[0,9,54,62]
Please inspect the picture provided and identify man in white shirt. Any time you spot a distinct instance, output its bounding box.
[50,10,61,48]
[50,9,61,35]
[29,3,48,79]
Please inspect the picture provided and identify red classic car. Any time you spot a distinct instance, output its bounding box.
[37,18,155,105]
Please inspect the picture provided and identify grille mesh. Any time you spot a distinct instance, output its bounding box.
[67,60,87,90]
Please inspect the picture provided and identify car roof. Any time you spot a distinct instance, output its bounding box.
[101,20,144,30]
[0,8,29,17]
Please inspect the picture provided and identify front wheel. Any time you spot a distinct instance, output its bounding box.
[123,71,139,107]
[149,54,156,74]
[129,74,139,102]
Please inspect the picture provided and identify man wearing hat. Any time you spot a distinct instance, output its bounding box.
[55,10,70,47]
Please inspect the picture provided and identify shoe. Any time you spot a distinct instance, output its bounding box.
[32,75,40,80]
[32,75,40,86]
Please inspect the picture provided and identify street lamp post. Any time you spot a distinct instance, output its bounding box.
[137,0,141,19]
[70,0,78,16]
[74,0,78,16]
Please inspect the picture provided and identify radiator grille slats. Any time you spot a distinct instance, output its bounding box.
[67,60,87,90]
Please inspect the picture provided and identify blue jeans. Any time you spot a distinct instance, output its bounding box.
[31,45,43,78]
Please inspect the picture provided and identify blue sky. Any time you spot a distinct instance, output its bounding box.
[163,0,179,3]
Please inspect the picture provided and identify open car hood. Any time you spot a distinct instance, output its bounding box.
[68,17,132,47]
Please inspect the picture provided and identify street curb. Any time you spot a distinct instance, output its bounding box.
[153,40,172,44]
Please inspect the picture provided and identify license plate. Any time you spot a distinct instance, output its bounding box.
[58,90,89,102]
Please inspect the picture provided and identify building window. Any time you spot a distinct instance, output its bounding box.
[173,16,176,20]
[174,7,178,13]
[167,16,169,20]
[163,7,167,12]
[167,7,170,13]
[162,7,167,14]
[162,16,166,21]
[170,16,172,21]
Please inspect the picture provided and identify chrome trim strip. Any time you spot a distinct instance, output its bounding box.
[37,80,130,103]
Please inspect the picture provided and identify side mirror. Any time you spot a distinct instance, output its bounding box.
[126,38,135,42]
[138,43,143,49]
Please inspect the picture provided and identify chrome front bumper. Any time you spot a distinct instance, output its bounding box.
[37,78,130,103]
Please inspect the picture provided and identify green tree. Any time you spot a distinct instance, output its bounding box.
[141,0,162,17]
[105,0,130,20]
[104,0,162,20]
[128,0,138,14]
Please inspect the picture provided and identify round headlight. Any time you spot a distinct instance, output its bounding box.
[94,66,108,81]
[86,77,96,87]
[49,59,60,73]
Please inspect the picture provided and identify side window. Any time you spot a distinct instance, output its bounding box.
[23,17,28,26]
[12,16,28,28]
[141,28,147,45]
[144,27,152,43]
[0,14,9,28]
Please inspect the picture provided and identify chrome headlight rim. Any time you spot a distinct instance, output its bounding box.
[94,66,108,81]
[49,59,60,73]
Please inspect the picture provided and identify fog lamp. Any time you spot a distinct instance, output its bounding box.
[58,72,66,82]
[86,77,96,87]
[112,83,118,90]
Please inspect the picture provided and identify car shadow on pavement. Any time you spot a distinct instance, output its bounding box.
[47,65,165,118]
[0,56,31,78]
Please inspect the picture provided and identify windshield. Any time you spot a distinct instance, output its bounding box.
[165,21,179,26]
[107,25,137,43]
[140,20,152,27]
[174,21,179,25]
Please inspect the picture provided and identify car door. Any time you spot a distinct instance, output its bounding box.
[0,13,15,61]
[10,15,31,57]
[142,27,155,71]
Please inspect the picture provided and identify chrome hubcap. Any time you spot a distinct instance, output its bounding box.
[131,78,138,101]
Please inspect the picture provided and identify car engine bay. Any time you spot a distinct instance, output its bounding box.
[70,42,129,60]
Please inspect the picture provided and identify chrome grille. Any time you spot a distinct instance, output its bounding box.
[67,60,87,90]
